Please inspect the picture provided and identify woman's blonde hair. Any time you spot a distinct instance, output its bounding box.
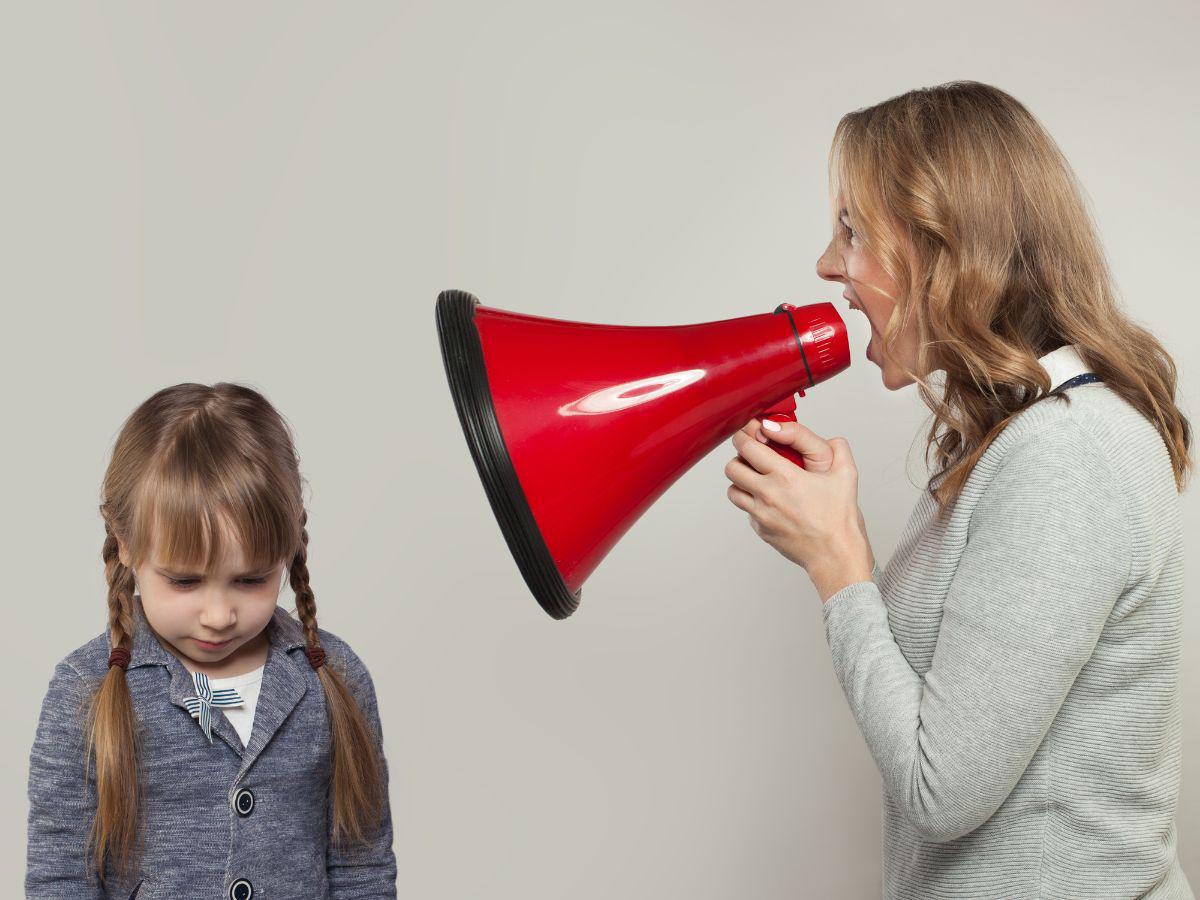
[828,80,1192,519]
[85,382,385,887]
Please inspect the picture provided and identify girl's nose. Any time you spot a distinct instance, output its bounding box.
[199,597,238,630]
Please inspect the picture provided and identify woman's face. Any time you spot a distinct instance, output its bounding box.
[815,193,919,389]
[117,527,286,676]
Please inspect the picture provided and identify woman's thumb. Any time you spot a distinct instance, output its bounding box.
[761,419,834,473]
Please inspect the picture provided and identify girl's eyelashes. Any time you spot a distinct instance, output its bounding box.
[166,576,269,588]
[840,216,858,243]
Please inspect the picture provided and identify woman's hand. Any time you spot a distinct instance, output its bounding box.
[724,418,875,602]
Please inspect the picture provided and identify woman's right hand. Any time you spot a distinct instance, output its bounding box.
[738,418,875,572]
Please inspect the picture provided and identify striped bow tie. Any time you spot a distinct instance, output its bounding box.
[183,670,244,744]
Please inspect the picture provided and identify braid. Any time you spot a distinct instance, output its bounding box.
[101,522,136,664]
[85,515,145,887]
[287,508,386,849]
[289,510,327,670]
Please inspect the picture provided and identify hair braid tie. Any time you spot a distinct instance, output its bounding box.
[305,645,326,670]
[108,646,131,670]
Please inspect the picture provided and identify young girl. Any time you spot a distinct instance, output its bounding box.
[25,382,398,899]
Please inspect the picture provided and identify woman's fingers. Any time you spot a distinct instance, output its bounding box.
[740,419,768,444]
[739,418,834,471]
[780,421,834,473]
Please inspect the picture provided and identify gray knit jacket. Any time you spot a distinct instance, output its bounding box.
[26,596,398,898]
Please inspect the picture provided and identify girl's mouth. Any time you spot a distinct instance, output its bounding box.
[194,637,232,650]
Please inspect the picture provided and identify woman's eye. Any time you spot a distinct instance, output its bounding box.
[840,218,858,243]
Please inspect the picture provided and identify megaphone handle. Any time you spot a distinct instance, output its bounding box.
[756,411,807,469]
[754,391,807,468]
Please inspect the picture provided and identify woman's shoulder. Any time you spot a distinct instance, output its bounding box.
[983,384,1168,480]
[963,385,1177,547]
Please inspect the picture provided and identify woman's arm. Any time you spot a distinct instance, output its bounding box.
[25,660,105,899]
[820,420,1131,844]
[807,505,877,602]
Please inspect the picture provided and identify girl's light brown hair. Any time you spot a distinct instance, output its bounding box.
[85,382,385,888]
[828,80,1192,518]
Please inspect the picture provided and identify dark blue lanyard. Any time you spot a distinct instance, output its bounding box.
[1050,373,1103,394]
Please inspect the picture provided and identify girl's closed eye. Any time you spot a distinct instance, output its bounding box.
[166,576,269,588]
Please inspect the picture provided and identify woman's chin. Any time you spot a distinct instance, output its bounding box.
[880,367,916,391]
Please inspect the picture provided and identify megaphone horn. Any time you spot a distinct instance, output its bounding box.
[435,289,850,619]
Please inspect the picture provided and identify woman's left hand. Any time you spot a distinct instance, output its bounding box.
[724,418,874,601]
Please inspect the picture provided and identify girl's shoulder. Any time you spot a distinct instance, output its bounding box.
[46,608,378,689]
[268,605,377,683]
[309,622,381,692]
[32,633,112,722]
[56,631,113,686]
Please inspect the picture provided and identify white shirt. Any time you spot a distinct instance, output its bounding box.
[1036,343,1092,391]
[205,664,265,748]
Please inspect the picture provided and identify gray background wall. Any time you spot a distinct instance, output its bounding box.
[5,2,1197,897]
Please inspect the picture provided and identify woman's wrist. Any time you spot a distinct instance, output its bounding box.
[808,530,876,604]
[856,506,876,572]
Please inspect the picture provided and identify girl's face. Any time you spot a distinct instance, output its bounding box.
[815,193,920,389]
[118,530,287,676]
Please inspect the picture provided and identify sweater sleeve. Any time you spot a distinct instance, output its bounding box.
[820,420,1132,844]
[25,660,105,899]
[326,644,399,899]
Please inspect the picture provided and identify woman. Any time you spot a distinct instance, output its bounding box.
[724,81,1193,898]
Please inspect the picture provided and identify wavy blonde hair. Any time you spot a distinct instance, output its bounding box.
[828,80,1192,519]
[85,383,386,888]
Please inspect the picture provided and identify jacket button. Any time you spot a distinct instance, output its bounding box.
[233,788,255,817]
[229,878,253,900]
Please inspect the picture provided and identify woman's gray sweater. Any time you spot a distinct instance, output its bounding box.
[823,381,1192,899]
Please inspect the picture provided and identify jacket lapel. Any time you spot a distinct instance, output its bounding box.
[165,655,245,755]
[125,595,310,768]
[234,630,309,782]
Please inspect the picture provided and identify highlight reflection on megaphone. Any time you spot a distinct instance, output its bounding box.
[435,289,851,619]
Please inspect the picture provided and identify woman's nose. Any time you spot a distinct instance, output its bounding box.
[815,239,844,282]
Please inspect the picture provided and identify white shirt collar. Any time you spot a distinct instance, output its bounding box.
[1037,344,1091,392]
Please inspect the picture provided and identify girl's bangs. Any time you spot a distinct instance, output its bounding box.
[128,460,294,576]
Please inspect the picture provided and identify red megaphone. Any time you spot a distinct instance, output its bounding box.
[435,289,850,619]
